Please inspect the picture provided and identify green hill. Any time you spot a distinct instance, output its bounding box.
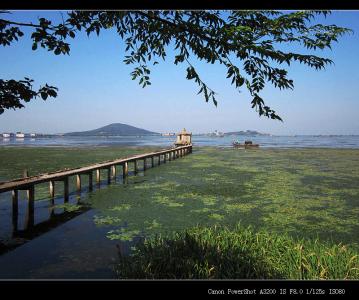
[65,123,159,136]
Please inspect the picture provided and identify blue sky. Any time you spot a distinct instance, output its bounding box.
[1,10,359,135]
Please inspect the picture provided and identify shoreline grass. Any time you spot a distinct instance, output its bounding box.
[116,224,359,279]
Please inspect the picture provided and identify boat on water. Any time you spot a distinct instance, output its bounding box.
[232,140,259,149]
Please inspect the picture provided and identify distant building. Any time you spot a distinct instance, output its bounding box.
[162,133,175,136]
[209,130,224,137]
[175,128,192,146]
[30,133,36,137]
[15,132,25,138]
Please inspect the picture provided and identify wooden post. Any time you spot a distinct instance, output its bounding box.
[143,158,147,171]
[76,174,81,192]
[25,186,35,229]
[111,165,116,179]
[151,156,154,167]
[88,172,93,191]
[12,190,18,232]
[49,180,55,204]
[96,169,101,184]
[23,169,29,178]
[158,155,161,165]
[64,177,69,202]
[169,151,172,161]
[164,153,167,163]
[134,160,138,174]
[107,167,111,184]
[123,162,128,177]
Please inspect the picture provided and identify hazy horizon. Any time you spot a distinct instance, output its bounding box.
[2,121,359,136]
[1,11,359,136]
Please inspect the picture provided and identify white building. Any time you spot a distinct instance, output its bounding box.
[16,132,25,138]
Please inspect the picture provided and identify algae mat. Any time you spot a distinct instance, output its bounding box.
[1,146,358,249]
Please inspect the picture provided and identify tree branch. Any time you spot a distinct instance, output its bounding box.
[1,19,43,28]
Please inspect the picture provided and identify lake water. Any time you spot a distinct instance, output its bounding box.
[1,134,359,148]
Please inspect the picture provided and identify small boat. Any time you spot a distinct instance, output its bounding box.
[232,140,259,149]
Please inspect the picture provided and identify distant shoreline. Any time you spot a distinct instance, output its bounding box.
[2,134,359,138]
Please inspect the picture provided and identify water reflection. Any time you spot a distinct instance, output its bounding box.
[0,168,146,256]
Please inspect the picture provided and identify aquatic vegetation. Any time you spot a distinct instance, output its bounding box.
[107,228,141,241]
[116,224,359,279]
[110,204,131,212]
[54,203,82,213]
[86,147,359,250]
[94,215,123,226]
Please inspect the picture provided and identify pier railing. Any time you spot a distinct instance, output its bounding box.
[0,144,192,230]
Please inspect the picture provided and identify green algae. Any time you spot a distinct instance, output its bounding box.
[1,146,359,250]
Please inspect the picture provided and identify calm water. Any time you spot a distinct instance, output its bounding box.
[1,134,359,148]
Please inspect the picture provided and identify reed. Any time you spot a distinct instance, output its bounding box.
[116,224,359,279]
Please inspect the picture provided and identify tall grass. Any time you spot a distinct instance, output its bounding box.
[116,224,359,279]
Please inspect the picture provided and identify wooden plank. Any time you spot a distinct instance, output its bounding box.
[0,145,192,193]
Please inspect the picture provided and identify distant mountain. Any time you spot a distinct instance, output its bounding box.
[65,123,159,136]
[224,130,270,136]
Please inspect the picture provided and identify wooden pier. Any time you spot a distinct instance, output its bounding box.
[0,144,192,229]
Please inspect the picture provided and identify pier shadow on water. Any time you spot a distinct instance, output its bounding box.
[0,170,150,279]
[0,169,143,256]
